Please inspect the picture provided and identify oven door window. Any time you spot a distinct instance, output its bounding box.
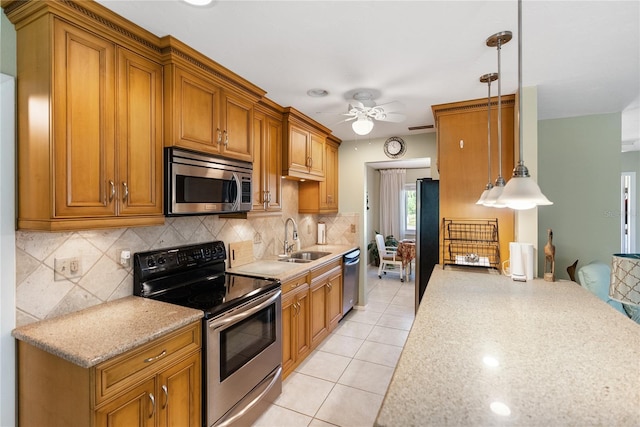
[219,303,276,381]
[176,175,237,204]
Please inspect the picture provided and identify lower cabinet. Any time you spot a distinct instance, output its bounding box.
[281,276,311,378]
[17,322,201,427]
[282,259,343,379]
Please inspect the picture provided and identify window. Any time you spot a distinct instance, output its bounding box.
[404,183,416,235]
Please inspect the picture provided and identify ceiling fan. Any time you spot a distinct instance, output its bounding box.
[321,91,406,136]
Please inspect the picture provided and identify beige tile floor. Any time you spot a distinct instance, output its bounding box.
[253,265,415,427]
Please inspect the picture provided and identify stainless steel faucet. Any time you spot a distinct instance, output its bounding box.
[284,217,298,255]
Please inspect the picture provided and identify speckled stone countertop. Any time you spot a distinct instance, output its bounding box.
[12,296,203,368]
[375,267,640,426]
[227,244,358,281]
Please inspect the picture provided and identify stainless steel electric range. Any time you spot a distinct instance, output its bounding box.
[133,241,282,427]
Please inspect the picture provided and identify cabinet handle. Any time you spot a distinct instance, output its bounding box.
[122,182,129,201]
[309,156,312,168]
[149,393,155,418]
[267,191,272,203]
[217,128,222,144]
[108,180,115,202]
[144,349,167,363]
[224,130,229,147]
[162,385,168,409]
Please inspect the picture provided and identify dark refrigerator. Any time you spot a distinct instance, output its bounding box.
[415,178,439,313]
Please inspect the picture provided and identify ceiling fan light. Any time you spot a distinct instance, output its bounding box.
[352,117,374,135]
[498,175,553,210]
[182,0,213,6]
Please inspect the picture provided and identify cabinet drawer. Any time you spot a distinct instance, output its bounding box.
[282,272,309,294]
[95,322,201,404]
[310,258,342,282]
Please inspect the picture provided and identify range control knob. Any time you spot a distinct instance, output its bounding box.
[147,258,156,268]
[157,256,166,265]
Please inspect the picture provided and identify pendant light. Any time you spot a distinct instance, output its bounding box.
[476,72,498,205]
[482,31,512,208]
[497,0,553,209]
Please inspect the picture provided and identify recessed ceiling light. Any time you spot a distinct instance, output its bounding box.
[182,0,214,7]
[307,88,329,98]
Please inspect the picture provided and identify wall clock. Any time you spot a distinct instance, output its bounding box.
[383,136,406,159]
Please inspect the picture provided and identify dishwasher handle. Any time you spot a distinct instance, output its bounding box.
[344,249,360,266]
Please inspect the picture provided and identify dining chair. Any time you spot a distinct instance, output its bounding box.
[376,234,404,282]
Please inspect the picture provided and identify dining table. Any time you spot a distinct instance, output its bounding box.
[396,240,416,277]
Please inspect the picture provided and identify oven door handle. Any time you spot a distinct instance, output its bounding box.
[231,172,241,211]
[209,290,280,331]
[213,366,282,427]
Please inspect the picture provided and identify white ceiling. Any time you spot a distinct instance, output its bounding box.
[96,0,640,149]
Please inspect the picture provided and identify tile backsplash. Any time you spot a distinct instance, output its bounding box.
[15,180,359,326]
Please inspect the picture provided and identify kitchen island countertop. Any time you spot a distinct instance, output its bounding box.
[375,267,640,426]
[12,296,203,368]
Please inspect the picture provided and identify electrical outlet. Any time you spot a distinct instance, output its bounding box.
[350,224,356,233]
[253,232,262,244]
[54,257,82,281]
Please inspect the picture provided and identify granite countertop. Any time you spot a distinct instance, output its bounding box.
[12,296,203,368]
[226,244,359,281]
[376,267,640,426]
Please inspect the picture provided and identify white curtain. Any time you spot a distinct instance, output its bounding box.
[379,168,406,240]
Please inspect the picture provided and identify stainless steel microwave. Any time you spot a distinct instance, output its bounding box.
[165,148,252,216]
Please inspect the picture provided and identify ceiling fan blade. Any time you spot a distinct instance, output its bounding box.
[376,112,406,123]
[374,100,404,113]
[334,116,358,125]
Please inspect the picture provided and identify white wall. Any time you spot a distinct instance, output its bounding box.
[0,73,16,427]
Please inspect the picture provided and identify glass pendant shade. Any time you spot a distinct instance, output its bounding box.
[352,116,374,135]
[497,164,552,209]
[476,185,493,205]
[483,181,506,208]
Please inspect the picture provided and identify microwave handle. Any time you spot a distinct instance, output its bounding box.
[231,172,241,211]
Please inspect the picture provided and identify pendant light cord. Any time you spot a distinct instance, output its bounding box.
[514,0,529,178]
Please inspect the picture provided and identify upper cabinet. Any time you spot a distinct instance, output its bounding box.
[252,98,284,213]
[432,96,515,264]
[282,108,331,181]
[299,136,341,214]
[161,36,265,163]
[5,0,165,231]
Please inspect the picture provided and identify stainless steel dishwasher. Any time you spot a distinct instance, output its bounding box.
[343,249,360,315]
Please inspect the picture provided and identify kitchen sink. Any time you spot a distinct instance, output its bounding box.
[278,258,312,263]
[289,251,332,260]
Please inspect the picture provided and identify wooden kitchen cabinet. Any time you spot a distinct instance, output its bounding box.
[161,36,265,163]
[6,3,164,230]
[282,107,331,181]
[17,321,201,427]
[432,96,515,264]
[299,136,341,214]
[252,99,283,213]
[309,259,343,349]
[281,273,311,378]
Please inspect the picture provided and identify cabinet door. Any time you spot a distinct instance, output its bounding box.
[288,125,310,174]
[310,280,329,349]
[295,289,311,361]
[265,117,282,210]
[53,19,116,218]
[308,132,325,177]
[173,67,221,152]
[95,378,156,427]
[221,91,253,162]
[158,352,201,427]
[117,48,163,216]
[327,272,343,331]
[251,111,267,211]
[320,141,338,211]
[281,292,296,376]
